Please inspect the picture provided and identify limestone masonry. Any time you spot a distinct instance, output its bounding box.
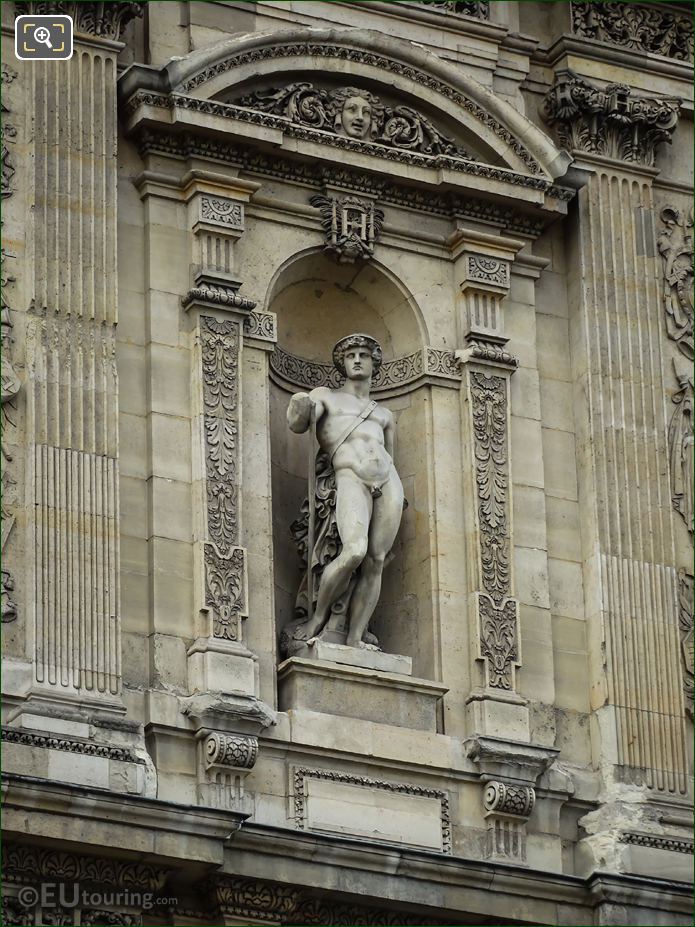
[1,1,693,925]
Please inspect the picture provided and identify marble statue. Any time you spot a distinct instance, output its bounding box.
[284,334,404,653]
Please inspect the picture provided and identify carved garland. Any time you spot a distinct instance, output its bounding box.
[200,316,245,641]
[293,766,452,854]
[543,73,680,167]
[171,43,542,174]
[570,2,694,63]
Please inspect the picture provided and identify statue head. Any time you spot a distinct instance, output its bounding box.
[329,87,381,140]
[332,333,383,379]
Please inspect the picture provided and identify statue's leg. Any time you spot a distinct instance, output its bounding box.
[293,471,371,641]
[346,469,404,648]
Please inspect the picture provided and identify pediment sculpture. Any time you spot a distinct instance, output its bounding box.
[236,83,474,159]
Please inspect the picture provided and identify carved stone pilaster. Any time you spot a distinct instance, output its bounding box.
[543,72,680,168]
[452,231,525,741]
[482,780,535,863]
[183,177,264,702]
[197,730,259,810]
[677,572,694,720]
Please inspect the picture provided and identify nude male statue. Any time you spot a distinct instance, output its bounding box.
[287,334,404,649]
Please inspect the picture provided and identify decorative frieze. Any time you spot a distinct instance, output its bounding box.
[238,82,473,158]
[619,831,694,854]
[570,2,694,63]
[200,195,244,230]
[1,727,142,763]
[543,73,680,167]
[14,1,145,40]
[136,128,564,232]
[270,345,462,394]
[243,310,277,343]
[413,0,490,17]
[310,193,384,263]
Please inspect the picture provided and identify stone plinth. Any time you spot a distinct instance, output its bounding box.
[277,657,447,731]
[307,640,413,675]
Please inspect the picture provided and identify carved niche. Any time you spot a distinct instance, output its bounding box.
[570,2,694,63]
[310,193,384,263]
[236,83,474,158]
[657,206,694,537]
[543,72,680,167]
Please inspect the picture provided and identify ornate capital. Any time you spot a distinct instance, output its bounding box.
[570,2,694,64]
[14,2,145,40]
[543,72,680,167]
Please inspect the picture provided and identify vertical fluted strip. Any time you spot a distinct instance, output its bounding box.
[28,46,121,701]
[581,169,687,794]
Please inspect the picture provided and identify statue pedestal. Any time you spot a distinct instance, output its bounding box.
[277,650,447,732]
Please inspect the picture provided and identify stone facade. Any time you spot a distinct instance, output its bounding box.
[1,1,692,925]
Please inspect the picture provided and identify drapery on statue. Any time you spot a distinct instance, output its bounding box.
[281,334,404,656]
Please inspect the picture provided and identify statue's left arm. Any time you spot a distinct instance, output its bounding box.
[384,409,395,461]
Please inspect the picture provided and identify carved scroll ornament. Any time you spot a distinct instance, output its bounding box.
[543,72,680,167]
[571,2,694,63]
[236,83,474,159]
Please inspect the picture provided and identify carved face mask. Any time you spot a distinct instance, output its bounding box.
[339,96,373,139]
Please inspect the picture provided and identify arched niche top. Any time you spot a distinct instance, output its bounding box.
[135,27,570,181]
[265,248,426,364]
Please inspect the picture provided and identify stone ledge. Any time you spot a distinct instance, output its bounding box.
[277,658,448,732]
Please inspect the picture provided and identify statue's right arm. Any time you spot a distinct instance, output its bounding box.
[287,390,326,433]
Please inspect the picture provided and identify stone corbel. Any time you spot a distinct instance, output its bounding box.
[196,730,259,811]
[482,780,535,863]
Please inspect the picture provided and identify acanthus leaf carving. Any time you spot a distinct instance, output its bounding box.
[478,595,518,690]
[543,71,680,167]
[204,543,245,641]
[14,2,145,39]
[470,371,511,602]
[571,1,694,63]
[657,206,694,361]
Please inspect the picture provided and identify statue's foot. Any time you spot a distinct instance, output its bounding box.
[346,638,381,652]
[293,622,322,642]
